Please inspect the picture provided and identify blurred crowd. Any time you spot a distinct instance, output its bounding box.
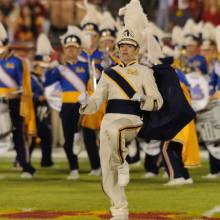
[0,0,220,44]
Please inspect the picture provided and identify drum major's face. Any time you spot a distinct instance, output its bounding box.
[118,44,139,63]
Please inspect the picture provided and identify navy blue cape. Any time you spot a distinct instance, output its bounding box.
[138,57,195,141]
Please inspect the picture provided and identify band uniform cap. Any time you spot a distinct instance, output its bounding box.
[82,23,99,35]
[184,35,199,46]
[60,26,85,48]
[63,35,82,48]
[100,29,116,41]
[35,33,54,67]
[117,28,139,47]
[34,54,51,68]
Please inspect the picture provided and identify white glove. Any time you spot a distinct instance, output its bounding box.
[131,93,146,102]
[78,92,88,107]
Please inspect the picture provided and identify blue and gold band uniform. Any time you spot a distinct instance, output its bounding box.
[30,73,53,167]
[78,49,104,170]
[43,61,89,171]
[209,65,220,99]
[0,55,22,92]
[0,52,36,175]
[79,49,104,73]
[188,55,208,75]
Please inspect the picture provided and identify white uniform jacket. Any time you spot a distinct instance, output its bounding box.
[80,61,163,115]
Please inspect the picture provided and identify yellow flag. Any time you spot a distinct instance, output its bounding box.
[20,61,37,136]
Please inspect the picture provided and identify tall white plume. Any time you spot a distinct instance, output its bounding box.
[36,33,53,55]
[99,11,116,31]
[141,27,165,65]
[123,0,148,34]
[182,19,197,37]
[80,0,102,27]
[0,22,8,41]
[202,22,216,41]
[60,26,91,49]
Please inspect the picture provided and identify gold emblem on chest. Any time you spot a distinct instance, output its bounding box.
[127,67,138,75]
[75,67,85,73]
[5,63,15,69]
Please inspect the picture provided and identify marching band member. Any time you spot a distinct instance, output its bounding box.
[99,11,120,69]
[182,20,208,75]
[79,0,163,218]
[78,3,104,175]
[99,11,144,166]
[0,22,36,178]
[43,26,90,180]
[204,26,220,178]
[29,33,54,167]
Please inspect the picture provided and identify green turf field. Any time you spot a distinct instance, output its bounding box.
[0,157,220,220]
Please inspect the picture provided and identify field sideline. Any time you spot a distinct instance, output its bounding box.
[0,151,220,220]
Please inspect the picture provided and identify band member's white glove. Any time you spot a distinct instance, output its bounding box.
[131,93,146,102]
[78,92,88,107]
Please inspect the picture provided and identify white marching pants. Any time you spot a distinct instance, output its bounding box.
[99,114,143,215]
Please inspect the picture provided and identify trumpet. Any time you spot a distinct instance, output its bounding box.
[88,57,97,92]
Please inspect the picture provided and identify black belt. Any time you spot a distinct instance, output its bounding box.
[106,99,141,116]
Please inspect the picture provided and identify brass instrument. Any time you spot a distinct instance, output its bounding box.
[91,59,97,91]
[87,54,97,92]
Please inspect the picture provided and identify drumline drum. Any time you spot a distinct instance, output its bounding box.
[186,72,220,159]
[185,72,209,112]
[197,100,220,159]
[0,99,14,155]
[197,100,220,143]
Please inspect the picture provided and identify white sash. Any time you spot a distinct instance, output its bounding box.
[32,75,44,91]
[0,66,18,88]
[58,65,86,92]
